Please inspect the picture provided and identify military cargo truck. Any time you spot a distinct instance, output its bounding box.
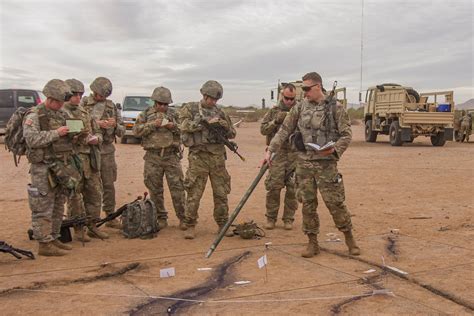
[363,84,454,146]
[271,80,347,108]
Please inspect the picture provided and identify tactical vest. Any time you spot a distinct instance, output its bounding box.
[181,102,227,147]
[25,105,73,163]
[141,107,179,150]
[297,98,339,147]
[83,96,117,144]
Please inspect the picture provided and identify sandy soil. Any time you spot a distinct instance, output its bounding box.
[0,122,473,315]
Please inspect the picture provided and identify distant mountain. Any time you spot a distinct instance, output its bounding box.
[456,99,474,110]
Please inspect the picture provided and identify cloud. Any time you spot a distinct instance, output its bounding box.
[0,0,472,106]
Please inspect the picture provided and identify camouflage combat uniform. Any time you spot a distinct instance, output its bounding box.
[82,95,125,215]
[24,104,81,243]
[260,101,298,224]
[133,105,185,222]
[179,101,236,227]
[268,97,353,236]
[63,102,103,220]
[460,114,472,142]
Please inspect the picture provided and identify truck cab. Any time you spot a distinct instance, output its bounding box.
[119,95,153,144]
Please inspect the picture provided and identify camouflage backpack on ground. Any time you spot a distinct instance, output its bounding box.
[121,197,159,239]
[233,220,265,239]
[4,107,31,166]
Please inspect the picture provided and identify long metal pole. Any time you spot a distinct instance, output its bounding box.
[205,162,270,258]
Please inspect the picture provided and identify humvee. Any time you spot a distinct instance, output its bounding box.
[363,84,454,146]
[271,80,347,108]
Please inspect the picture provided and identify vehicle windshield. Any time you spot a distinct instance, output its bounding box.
[122,96,153,111]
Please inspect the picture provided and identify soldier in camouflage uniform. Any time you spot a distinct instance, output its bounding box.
[81,77,125,229]
[64,79,108,241]
[133,87,186,230]
[459,113,472,142]
[264,72,360,257]
[260,84,298,230]
[23,79,79,256]
[179,80,236,239]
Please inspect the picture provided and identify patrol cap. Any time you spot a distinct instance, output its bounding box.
[90,76,113,97]
[151,86,173,104]
[43,79,72,102]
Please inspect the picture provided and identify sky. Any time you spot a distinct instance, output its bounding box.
[0,0,472,107]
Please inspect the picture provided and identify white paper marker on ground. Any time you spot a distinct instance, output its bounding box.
[197,268,213,271]
[257,254,268,269]
[160,267,176,278]
[234,280,251,285]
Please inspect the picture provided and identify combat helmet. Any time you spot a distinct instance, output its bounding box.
[90,77,113,97]
[200,80,223,99]
[65,78,85,93]
[151,86,173,104]
[43,79,72,101]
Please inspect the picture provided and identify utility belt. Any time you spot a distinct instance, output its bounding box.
[146,146,180,157]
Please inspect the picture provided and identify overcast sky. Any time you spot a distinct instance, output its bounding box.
[0,0,472,106]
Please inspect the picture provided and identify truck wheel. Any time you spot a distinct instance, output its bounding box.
[365,120,377,142]
[431,133,446,146]
[120,137,128,144]
[389,121,403,146]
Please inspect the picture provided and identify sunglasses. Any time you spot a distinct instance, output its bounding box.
[72,92,83,97]
[301,83,319,92]
[283,96,295,101]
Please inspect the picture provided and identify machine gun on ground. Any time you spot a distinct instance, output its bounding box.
[0,241,35,260]
[27,195,143,245]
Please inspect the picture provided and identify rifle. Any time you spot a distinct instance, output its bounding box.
[200,120,245,161]
[0,241,35,260]
[26,195,143,245]
[96,195,142,227]
[205,158,272,258]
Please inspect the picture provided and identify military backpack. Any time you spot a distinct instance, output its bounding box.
[121,197,159,239]
[4,107,30,166]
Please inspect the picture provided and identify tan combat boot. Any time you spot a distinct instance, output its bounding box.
[344,230,361,256]
[179,220,187,231]
[301,234,320,258]
[184,226,195,239]
[158,219,168,230]
[74,226,91,242]
[52,239,72,251]
[265,219,275,230]
[38,242,67,257]
[218,225,234,237]
[87,226,110,239]
[105,218,122,229]
[283,221,293,230]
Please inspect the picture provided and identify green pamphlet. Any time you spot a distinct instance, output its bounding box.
[66,119,84,133]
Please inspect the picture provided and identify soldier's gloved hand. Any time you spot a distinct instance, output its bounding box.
[155,118,163,127]
[107,118,117,128]
[207,117,220,125]
[275,112,287,124]
[217,118,229,129]
[57,126,69,136]
[87,135,99,145]
[164,122,174,129]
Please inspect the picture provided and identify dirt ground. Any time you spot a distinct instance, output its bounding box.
[0,122,473,315]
